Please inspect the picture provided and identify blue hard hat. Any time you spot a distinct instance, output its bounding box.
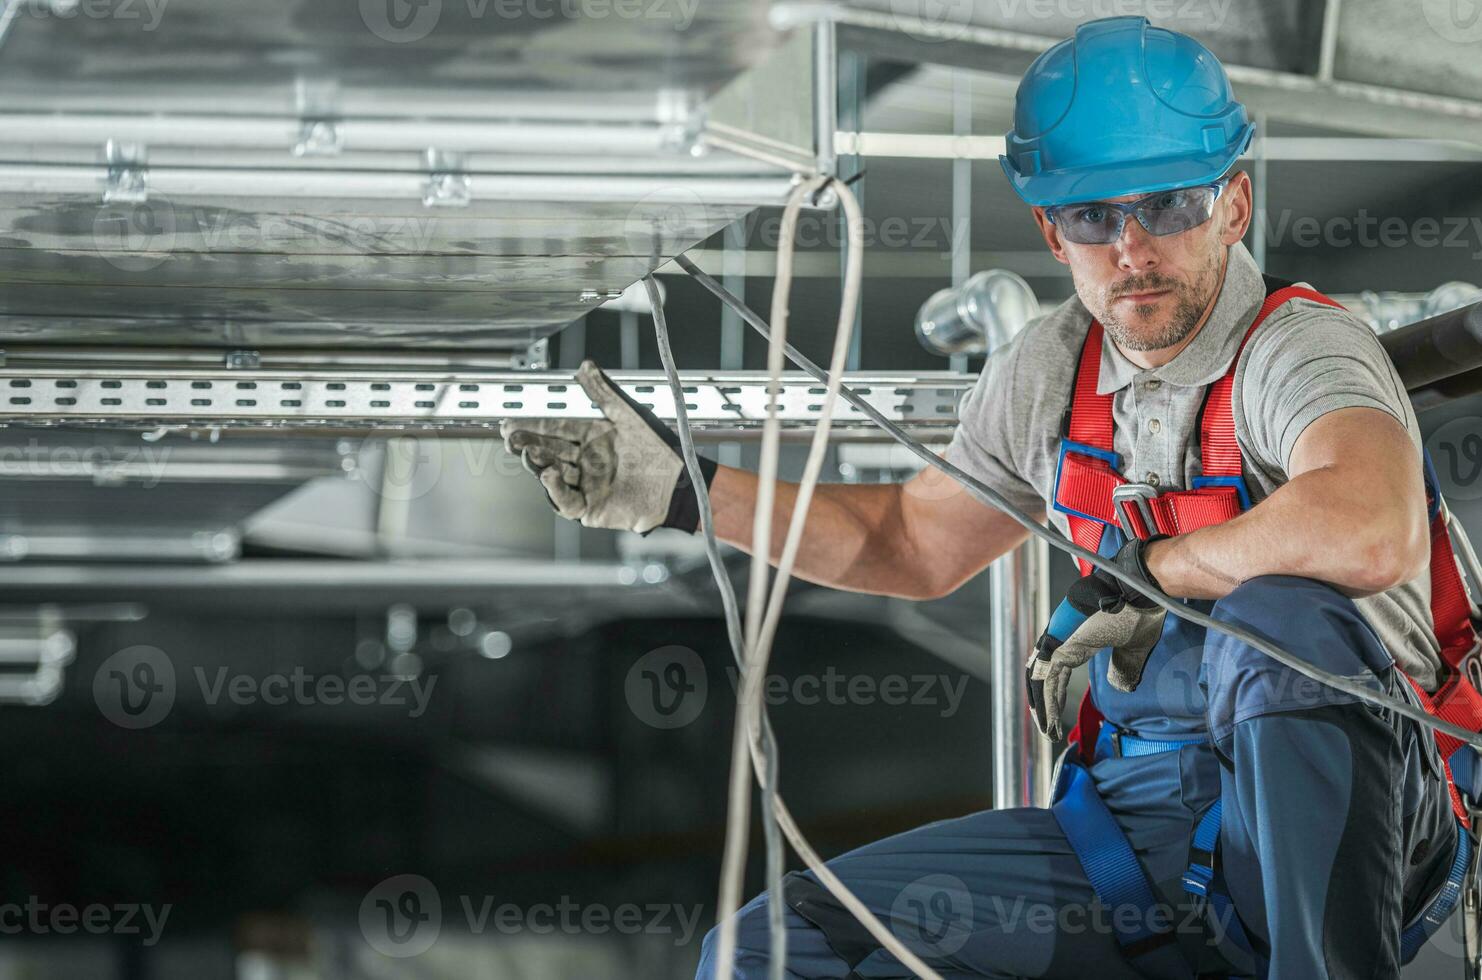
[1000,16,1254,207]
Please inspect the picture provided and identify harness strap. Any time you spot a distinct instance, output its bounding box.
[1050,760,1179,960]
[1057,284,1340,575]
[1401,824,1473,963]
[1425,453,1479,666]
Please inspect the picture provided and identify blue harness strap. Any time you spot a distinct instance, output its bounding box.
[1050,759,1178,959]
[1175,738,1471,967]
[1400,822,1472,963]
[1049,729,1252,970]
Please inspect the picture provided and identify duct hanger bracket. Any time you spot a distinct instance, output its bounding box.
[422,148,472,208]
[102,139,148,204]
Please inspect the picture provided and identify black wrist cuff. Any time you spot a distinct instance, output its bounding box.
[1127,534,1167,593]
[661,454,719,534]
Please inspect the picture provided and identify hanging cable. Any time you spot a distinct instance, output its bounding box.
[655,177,952,978]
[646,276,790,980]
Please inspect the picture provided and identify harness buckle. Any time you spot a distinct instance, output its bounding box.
[1112,483,1160,540]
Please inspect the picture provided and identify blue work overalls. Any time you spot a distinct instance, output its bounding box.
[696,550,1460,979]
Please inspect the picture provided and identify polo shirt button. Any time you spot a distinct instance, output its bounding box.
[1148,418,1161,434]
[1145,472,1161,487]
[1145,379,1162,391]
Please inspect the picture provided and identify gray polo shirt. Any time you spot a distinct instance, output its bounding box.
[945,241,1441,690]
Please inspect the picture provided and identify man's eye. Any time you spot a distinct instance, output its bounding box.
[1149,192,1187,210]
[1076,206,1108,224]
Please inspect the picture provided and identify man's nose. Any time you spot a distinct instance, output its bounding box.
[1114,216,1160,272]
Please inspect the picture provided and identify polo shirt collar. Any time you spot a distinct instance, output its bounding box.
[1095,242,1267,395]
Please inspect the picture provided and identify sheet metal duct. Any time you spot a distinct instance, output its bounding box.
[0,0,798,352]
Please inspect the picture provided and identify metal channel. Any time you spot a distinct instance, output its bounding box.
[0,363,972,433]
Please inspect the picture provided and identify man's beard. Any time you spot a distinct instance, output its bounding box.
[1092,250,1223,352]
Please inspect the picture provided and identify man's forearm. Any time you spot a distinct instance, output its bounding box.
[706,465,941,599]
[1145,465,1429,600]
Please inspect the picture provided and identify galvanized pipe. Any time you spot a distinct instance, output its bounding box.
[989,541,1042,809]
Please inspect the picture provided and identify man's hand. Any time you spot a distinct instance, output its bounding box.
[1025,538,1166,741]
[500,360,716,534]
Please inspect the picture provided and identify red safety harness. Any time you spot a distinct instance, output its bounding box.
[1053,282,1482,823]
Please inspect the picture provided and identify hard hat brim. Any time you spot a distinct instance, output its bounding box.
[999,125,1253,208]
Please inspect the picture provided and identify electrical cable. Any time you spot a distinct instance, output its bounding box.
[645,275,790,980]
[674,250,1482,754]
[655,178,952,979]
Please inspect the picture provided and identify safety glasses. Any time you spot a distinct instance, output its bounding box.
[1044,180,1228,245]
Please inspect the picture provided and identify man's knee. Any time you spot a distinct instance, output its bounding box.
[1210,575,1347,634]
[1203,575,1392,741]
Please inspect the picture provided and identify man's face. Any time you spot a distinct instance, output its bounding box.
[1032,172,1254,354]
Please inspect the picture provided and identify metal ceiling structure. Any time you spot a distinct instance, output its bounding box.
[0,0,798,353]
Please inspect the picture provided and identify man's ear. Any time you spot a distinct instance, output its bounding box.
[1219,171,1253,245]
[1031,207,1071,265]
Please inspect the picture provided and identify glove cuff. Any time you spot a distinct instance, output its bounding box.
[1120,535,1166,594]
[661,455,719,533]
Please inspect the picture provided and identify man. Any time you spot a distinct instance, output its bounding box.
[503,16,1466,979]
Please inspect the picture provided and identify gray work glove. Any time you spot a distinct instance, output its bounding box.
[1025,538,1167,741]
[500,360,717,534]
